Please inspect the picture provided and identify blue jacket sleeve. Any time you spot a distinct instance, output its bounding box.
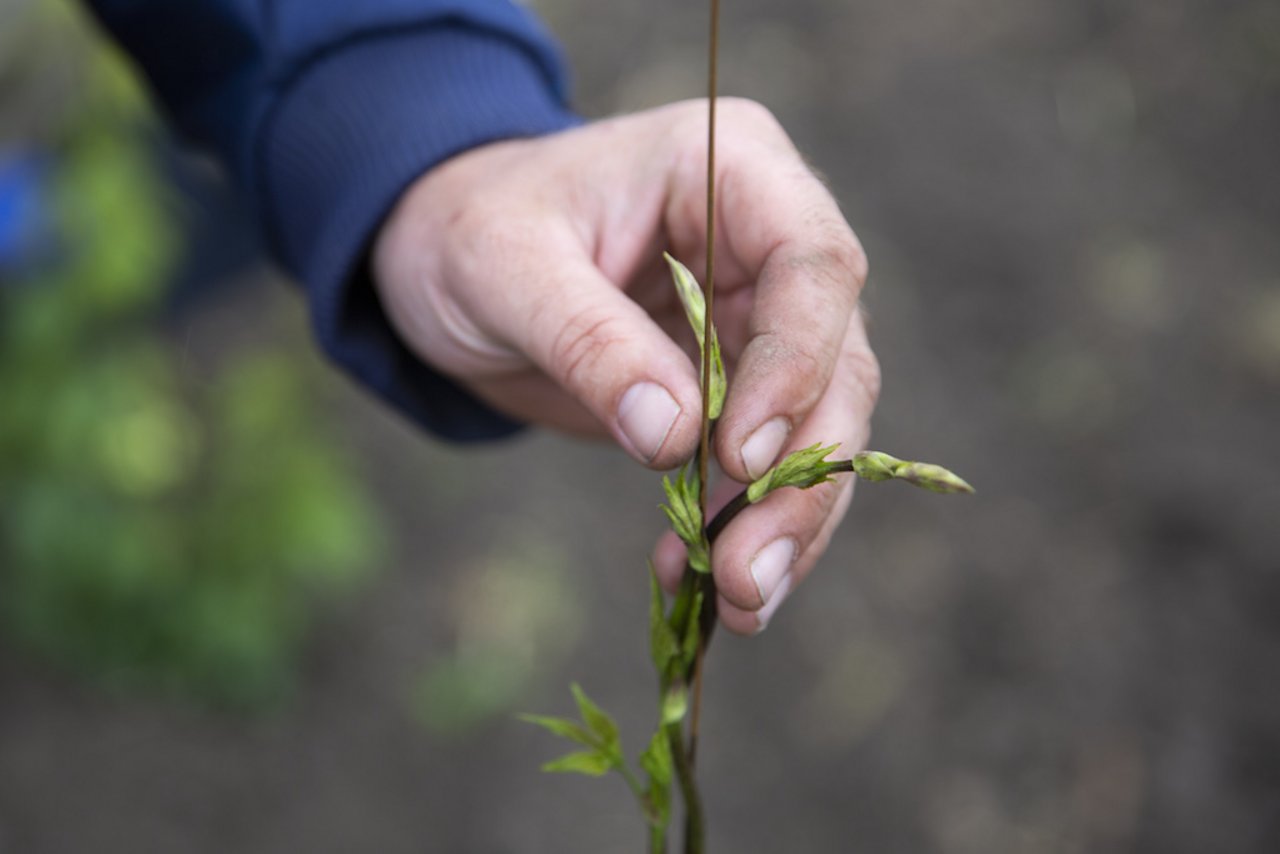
[84,1,581,440]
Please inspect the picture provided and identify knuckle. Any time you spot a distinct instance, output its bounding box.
[789,340,828,391]
[443,193,500,242]
[845,238,871,288]
[751,331,829,395]
[722,97,783,134]
[843,345,882,410]
[814,232,869,293]
[547,307,627,395]
[444,195,524,264]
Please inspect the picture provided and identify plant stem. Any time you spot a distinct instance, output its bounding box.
[705,490,751,544]
[682,3,720,849]
[651,824,668,854]
[704,459,860,543]
[669,719,705,854]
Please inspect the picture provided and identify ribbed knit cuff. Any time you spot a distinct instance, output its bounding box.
[259,25,580,440]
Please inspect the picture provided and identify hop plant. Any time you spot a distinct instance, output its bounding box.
[523,255,972,853]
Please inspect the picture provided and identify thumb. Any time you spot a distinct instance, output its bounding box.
[486,252,703,468]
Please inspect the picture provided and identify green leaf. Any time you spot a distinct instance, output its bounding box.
[640,729,674,788]
[661,683,689,725]
[571,683,620,752]
[663,253,726,421]
[640,730,674,829]
[541,749,616,777]
[708,346,726,421]
[648,565,680,674]
[518,714,597,749]
[659,464,710,573]
[747,443,845,504]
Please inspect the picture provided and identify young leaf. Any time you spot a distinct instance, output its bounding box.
[541,750,616,777]
[640,729,674,829]
[571,683,621,752]
[663,252,726,420]
[747,443,845,504]
[649,565,680,674]
[518,714,597,749]
[639,728,674,789]
[660,464,710,573]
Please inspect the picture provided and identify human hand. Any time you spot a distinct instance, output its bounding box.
[372,99,878,635]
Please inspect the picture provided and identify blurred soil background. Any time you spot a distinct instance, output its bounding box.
[2,0,1279,851]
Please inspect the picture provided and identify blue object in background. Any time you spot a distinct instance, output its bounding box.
[0,150,53,277]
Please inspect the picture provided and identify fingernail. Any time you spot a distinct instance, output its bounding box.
[755,573,794,633]
[750,537,797,608]
[741,417,791,480]
[618,382,681,463]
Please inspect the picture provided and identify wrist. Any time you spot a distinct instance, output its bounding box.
[256,24,579,439]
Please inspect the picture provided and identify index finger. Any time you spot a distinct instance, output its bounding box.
[711,121,869,483]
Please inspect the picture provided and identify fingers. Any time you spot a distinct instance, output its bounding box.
[712,312,879,635]
[648,312,878,634]
[467,370,609,439]
[716,480,855,635]
[700,105,869,484]
[451,230,704,469]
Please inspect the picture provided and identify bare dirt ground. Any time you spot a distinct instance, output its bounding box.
[3,0,1279,851]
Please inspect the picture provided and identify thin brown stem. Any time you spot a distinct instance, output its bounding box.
[705,460,857,543]
[696,0,719,519]
[684,3,719,852]
[705,490,750,544]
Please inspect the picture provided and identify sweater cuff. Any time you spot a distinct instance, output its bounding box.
[259,25,580,440]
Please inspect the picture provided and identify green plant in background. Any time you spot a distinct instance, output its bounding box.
[522,2,972,850]
[0,0,382,709]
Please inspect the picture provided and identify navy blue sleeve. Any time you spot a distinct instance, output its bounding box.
[85,1,581,440]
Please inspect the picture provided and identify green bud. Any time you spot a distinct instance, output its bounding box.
[852,451,974,494]
[661,683,689,725]
[664,252,707,341]
[749,446,975,502]
[664,253,726,420]
[659,464,711,573]
[893,461,975,495]
[850,450,900,482]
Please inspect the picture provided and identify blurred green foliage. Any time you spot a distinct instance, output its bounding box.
[0,0,382,708]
